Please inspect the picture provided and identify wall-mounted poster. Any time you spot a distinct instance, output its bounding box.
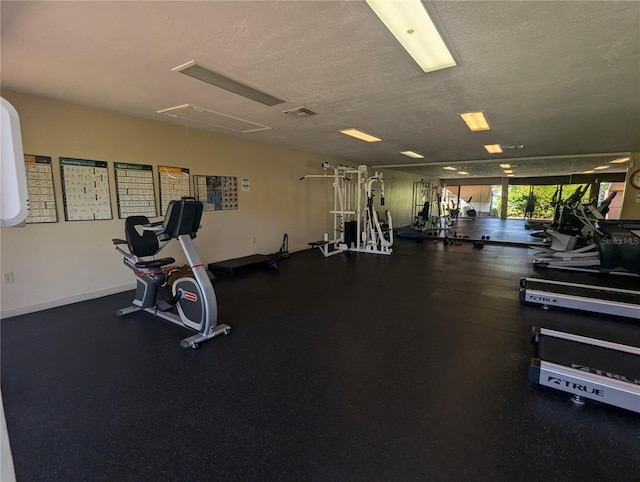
[193,175,238,211]
[114,163,157,218]
[158,165,190,215]
[24,154,57,223]
[59,157,112,221]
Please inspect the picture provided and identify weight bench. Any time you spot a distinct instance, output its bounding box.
[309,240,333,257]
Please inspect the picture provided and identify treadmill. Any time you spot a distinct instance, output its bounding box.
[529,327,640,413]
[520,277,640,320]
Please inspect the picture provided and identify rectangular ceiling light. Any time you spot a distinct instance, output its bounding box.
[610,157,630,164]
[442,166,457,170]
[460,111,490,131]
[366,0,456,73]
[594,165,610,170]
[499,163,511,168]
[503,170,513,174]
[401,150,424,159]
[484,144,502,154]
[173,60,285,106]
[339,129,382,142]
[457,171,469,175]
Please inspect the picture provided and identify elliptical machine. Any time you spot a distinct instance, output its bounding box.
[112,197,230,349]
[465,196,477,220]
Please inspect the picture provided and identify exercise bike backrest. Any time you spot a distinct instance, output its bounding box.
[124,215,159,257]
[158,197,204,242]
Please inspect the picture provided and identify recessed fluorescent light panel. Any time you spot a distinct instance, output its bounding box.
[484,144,502,154]
[499,164,511,169]
[457,171,469,175]
[460,111,490,131]
[503,170,513,174]
[157,104,272,133]
[339,129,382,142]
[584,170,595,174]
[366,0,456,73]
[610,157,630,164]
[442,166,457,171]
[173,60,285,106]
[401,151,424,159]
[594,166,609,170]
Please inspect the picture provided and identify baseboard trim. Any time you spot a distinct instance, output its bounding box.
[1,283,135,319]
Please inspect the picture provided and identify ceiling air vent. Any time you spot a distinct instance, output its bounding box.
[282,107,318,119]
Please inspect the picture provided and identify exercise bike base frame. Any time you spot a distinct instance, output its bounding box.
[117,305,231,347]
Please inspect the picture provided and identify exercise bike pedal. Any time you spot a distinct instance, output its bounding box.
[157,291,182,312]
[156,300,175,312]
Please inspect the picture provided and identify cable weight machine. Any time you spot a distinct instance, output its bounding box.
[302,163,393,256]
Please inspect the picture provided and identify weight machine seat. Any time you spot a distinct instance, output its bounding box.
[309,240,330,247]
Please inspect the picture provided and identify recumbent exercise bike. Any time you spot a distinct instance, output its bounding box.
[112,197,230,349]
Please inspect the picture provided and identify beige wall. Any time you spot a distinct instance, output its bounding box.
[0,91,422,316]
[620,152,640,219]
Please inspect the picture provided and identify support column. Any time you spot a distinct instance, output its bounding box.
[620,152,640,219]
[500,177,509,219]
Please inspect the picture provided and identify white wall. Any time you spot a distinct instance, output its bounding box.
[0,91,422,317]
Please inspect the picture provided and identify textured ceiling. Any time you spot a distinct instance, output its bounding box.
[1,1,638,179]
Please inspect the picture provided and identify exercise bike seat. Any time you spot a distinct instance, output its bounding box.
[118,215,176,268]
[133,258,175,270]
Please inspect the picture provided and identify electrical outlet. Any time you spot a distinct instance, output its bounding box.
[3,272,14,283]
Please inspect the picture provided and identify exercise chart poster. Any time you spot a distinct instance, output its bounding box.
[158,165,190,215]
[24,154,57,223]
[59,157,112,221]
[193,175,238,211]
[114,162,157,218]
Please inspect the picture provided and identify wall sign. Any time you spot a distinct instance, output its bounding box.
[158,165,190,215]
[24,154,57,223]
[193,175,238,211]
[60,157,112,221]
[114,162,157,218]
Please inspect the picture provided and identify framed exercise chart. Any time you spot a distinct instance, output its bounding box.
[114,162,157,218]
[193,175,238,211]
[158,165,190,215]
[59,157,112,221]
[24,154,58,223]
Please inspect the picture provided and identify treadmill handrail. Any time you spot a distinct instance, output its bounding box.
[540,328,640,355]
[521,277,640,296]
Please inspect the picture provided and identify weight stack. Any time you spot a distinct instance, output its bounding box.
[344,221,357,248]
